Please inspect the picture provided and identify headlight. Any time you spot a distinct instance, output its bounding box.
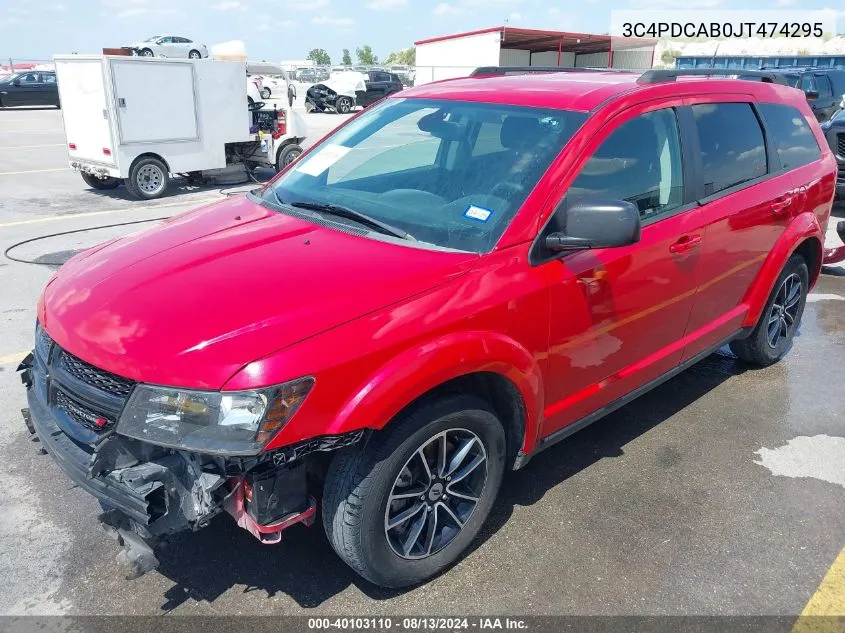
[117,377,314,455]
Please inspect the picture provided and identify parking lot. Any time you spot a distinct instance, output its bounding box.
[1,102,844,617]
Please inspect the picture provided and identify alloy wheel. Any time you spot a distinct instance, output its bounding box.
[767,273,802,348]
[384,429,488,560]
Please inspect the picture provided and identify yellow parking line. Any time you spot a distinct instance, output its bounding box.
[0,351,28,365]
[0,167,70,176]
[0,197,220,228]
[792,547,845,632]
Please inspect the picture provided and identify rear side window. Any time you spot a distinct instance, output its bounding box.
[692,103,767,196]
[757,103,821,170]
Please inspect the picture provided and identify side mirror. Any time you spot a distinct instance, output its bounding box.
[804,89,820,101]
[545,199,641,252]
[12,78,21,86]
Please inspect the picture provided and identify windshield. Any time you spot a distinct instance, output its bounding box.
[145,35,162,42]
[267,98,587,252]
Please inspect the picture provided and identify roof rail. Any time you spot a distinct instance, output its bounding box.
[470,66,623,77]
[638,68,789,85]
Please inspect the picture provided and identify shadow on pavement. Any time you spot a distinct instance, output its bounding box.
[154,351,746,610]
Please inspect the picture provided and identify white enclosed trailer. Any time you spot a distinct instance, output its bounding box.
[54,55,307,199]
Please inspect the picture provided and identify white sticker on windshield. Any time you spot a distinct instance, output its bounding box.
[464,205,492,223]
[295,144,351,177]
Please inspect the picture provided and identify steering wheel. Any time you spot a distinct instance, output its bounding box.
[490,181,525,199]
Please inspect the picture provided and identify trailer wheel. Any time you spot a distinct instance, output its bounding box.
[336,96,353,114]
[81,172,120,190]
[276,144,303,172]
[126,156,169,200]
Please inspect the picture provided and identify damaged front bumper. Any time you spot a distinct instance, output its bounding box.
[19,346,360,579]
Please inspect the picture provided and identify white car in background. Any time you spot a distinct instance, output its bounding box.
[129,35,209,59]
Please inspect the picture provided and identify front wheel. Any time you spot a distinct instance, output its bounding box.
[140,48,154,57]
[261,87,271,99]
[322,395,506,588]
[275,143,302,172]
[335,96,353,114]
[730,253,809,366]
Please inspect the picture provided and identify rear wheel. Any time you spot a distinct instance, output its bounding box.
[322,395,506,588]
[261,87,271,99]
[126,156,169,200]
[188,50,201,60]
[336,96,352,114]
[730,253,809,366]
[81,172,119,190]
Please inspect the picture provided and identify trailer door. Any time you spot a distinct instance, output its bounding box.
[55,58,115,165]
[110,59,199,143]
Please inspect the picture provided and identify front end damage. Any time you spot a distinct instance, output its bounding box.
[18,332,362,580]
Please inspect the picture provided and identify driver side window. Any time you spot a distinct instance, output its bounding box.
[567,108,684,222]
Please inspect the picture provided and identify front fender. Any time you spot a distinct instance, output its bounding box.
[328,331,545,455]
[742,213,823,328]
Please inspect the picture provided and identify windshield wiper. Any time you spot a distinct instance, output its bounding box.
[290,201,415,241]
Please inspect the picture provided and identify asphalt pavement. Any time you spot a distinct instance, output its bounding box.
[0,103,843,617]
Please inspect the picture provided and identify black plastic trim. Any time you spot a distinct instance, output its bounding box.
[513,330,744,469]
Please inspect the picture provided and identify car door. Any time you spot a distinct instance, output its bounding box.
[811,74,837,122]
[540,104,705,437]
[7,72,41,106]
[173,37,192,58]
[681,98,795,359]
[156,36,175,57]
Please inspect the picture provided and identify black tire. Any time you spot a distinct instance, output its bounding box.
[261,87,271,99]
[188,50,201,60]
[336,96,352,114]
[322,395,506,588]
[140,48,154,57]
[126,156,169,200]
[730,253,809,366]
[275,144,303,172]
[288,86,296,108]
[81,172,119,190]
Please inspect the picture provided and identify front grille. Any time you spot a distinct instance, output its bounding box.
[55,388,116,432]
[838,133,845,157]
[35,324,54,360]
[58,350,135,398]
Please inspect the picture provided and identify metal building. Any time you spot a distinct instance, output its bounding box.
[414,26,655,85]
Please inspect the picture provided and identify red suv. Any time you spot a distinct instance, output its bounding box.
[20,68,836,588]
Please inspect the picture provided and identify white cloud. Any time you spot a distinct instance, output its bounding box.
[211,0,246,11]
[0,16,22,29]
[117,7,147,18]
[631,0,724,7]
[366,0,407,8]
[258,18,298,30]
[312,15,355,27]
[289,0,328,10]
[51,2,68,9]
[507,11,522,21]
[434,2,462,16]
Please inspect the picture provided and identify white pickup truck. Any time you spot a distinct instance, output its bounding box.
[54,55,307,199]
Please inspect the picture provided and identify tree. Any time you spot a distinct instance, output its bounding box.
[342,48,352,66]
[383,47,415,66]
[356,45,378,66]
[307,48,331,66]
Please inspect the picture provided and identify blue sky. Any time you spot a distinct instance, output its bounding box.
[1,0,844,64]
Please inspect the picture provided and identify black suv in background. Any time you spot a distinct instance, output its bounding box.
[821,109,845,197]
[762,67,845,122]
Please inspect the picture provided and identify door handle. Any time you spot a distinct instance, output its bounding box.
[772,192,794,216]
[669,234,702,254]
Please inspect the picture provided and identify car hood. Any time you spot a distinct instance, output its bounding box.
[39,195,475,389]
